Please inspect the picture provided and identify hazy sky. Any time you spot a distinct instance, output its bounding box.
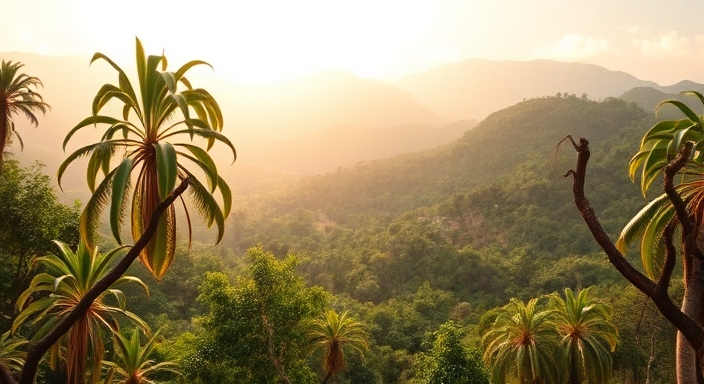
[3,0,704,85]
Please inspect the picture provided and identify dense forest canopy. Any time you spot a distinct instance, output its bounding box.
[1,86,689,382]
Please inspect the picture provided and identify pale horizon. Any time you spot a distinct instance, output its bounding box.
[2,0,704,86]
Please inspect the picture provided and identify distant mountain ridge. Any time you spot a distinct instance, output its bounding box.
[393,58,688,121]
[620,84,704,114]
[2,51,703,190]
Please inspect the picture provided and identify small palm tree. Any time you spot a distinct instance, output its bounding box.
[482,298,564,384]
[103,328,181,384]
[12,240,149,383]
[59,37,235,280]
[307,310,369,384]
[0,60,50,165]
[550,288,618,384]
[0,331,26,374]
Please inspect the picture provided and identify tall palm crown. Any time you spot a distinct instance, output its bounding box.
[0,60,50,165]
[617,92,704,279]
[307,310,369,384]
[12,240,149,384]
[482,298,564,384]
[59,38,235,280]
[550,288,618,384]
[103,328,181,384]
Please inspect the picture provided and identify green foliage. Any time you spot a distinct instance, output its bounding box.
[185,247,327,383]
[0,160,79,327]
[307,309,369,383]
[550,288,618,384]
[369,282,457,353]
[103,328,181,384]
[0,331,26,375]
[231,96,646,230]
[0,87,682,381]
[121,241,226,322]
[617,91,704,278]
[413,321,488,384]
[606,284,677,383]
[59,37,235,280]
[482,289,618,384]
[482,297,564,384]
[12,241,149,383]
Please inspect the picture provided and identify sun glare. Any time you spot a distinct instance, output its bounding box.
[54,0,437,84]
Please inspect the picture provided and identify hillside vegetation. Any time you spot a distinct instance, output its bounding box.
[5,92,681,383]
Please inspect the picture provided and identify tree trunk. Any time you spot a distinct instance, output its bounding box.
[677,257,704,384]
[261,314,292,384]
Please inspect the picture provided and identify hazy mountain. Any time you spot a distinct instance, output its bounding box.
[206,69,446,143]
[619,84,704,116]
[1,52,447,193]
[241,120,476,174]
[238,95,648,227]
[394,59,660,121]
[5,51,702,198]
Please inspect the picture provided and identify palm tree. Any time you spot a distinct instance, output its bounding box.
[550,288,618,384]
[616,92,704,382]
[12,240,149,384]
[0,60,50,165]
[102,328,181,384]
[0,331,26,378]
[307,310,369,384]
[59,37,235,280]
[482,298,564,384]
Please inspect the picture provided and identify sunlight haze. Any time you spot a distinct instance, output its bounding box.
[3,0,704,85]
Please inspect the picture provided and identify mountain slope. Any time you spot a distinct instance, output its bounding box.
[234,95,649,230]
[395,59,659,121]
[240,120,475,174]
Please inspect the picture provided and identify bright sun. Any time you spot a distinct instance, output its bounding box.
[23,0,439,84]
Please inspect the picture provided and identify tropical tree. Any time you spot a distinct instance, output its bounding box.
[549,287,618,384]
[414,321,488,384]
[307,309,369,384]
[0,60,50,165]
[608,91,704,382]
[482,297,564,384]
[0,160,79,326]
[12,240,149,384]
[103,327,181,384]
[188,247,327,383]
[0,331,26,382]
[59,37,235,280]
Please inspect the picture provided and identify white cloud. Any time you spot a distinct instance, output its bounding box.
[534,34,613,61]
[630,30,704,59]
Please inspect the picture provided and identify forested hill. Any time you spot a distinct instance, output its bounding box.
[225,95,656,309]
[233,95,648,229]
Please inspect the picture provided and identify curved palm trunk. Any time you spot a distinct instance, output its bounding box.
[677,257,704,384]
[321,371,332,384]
